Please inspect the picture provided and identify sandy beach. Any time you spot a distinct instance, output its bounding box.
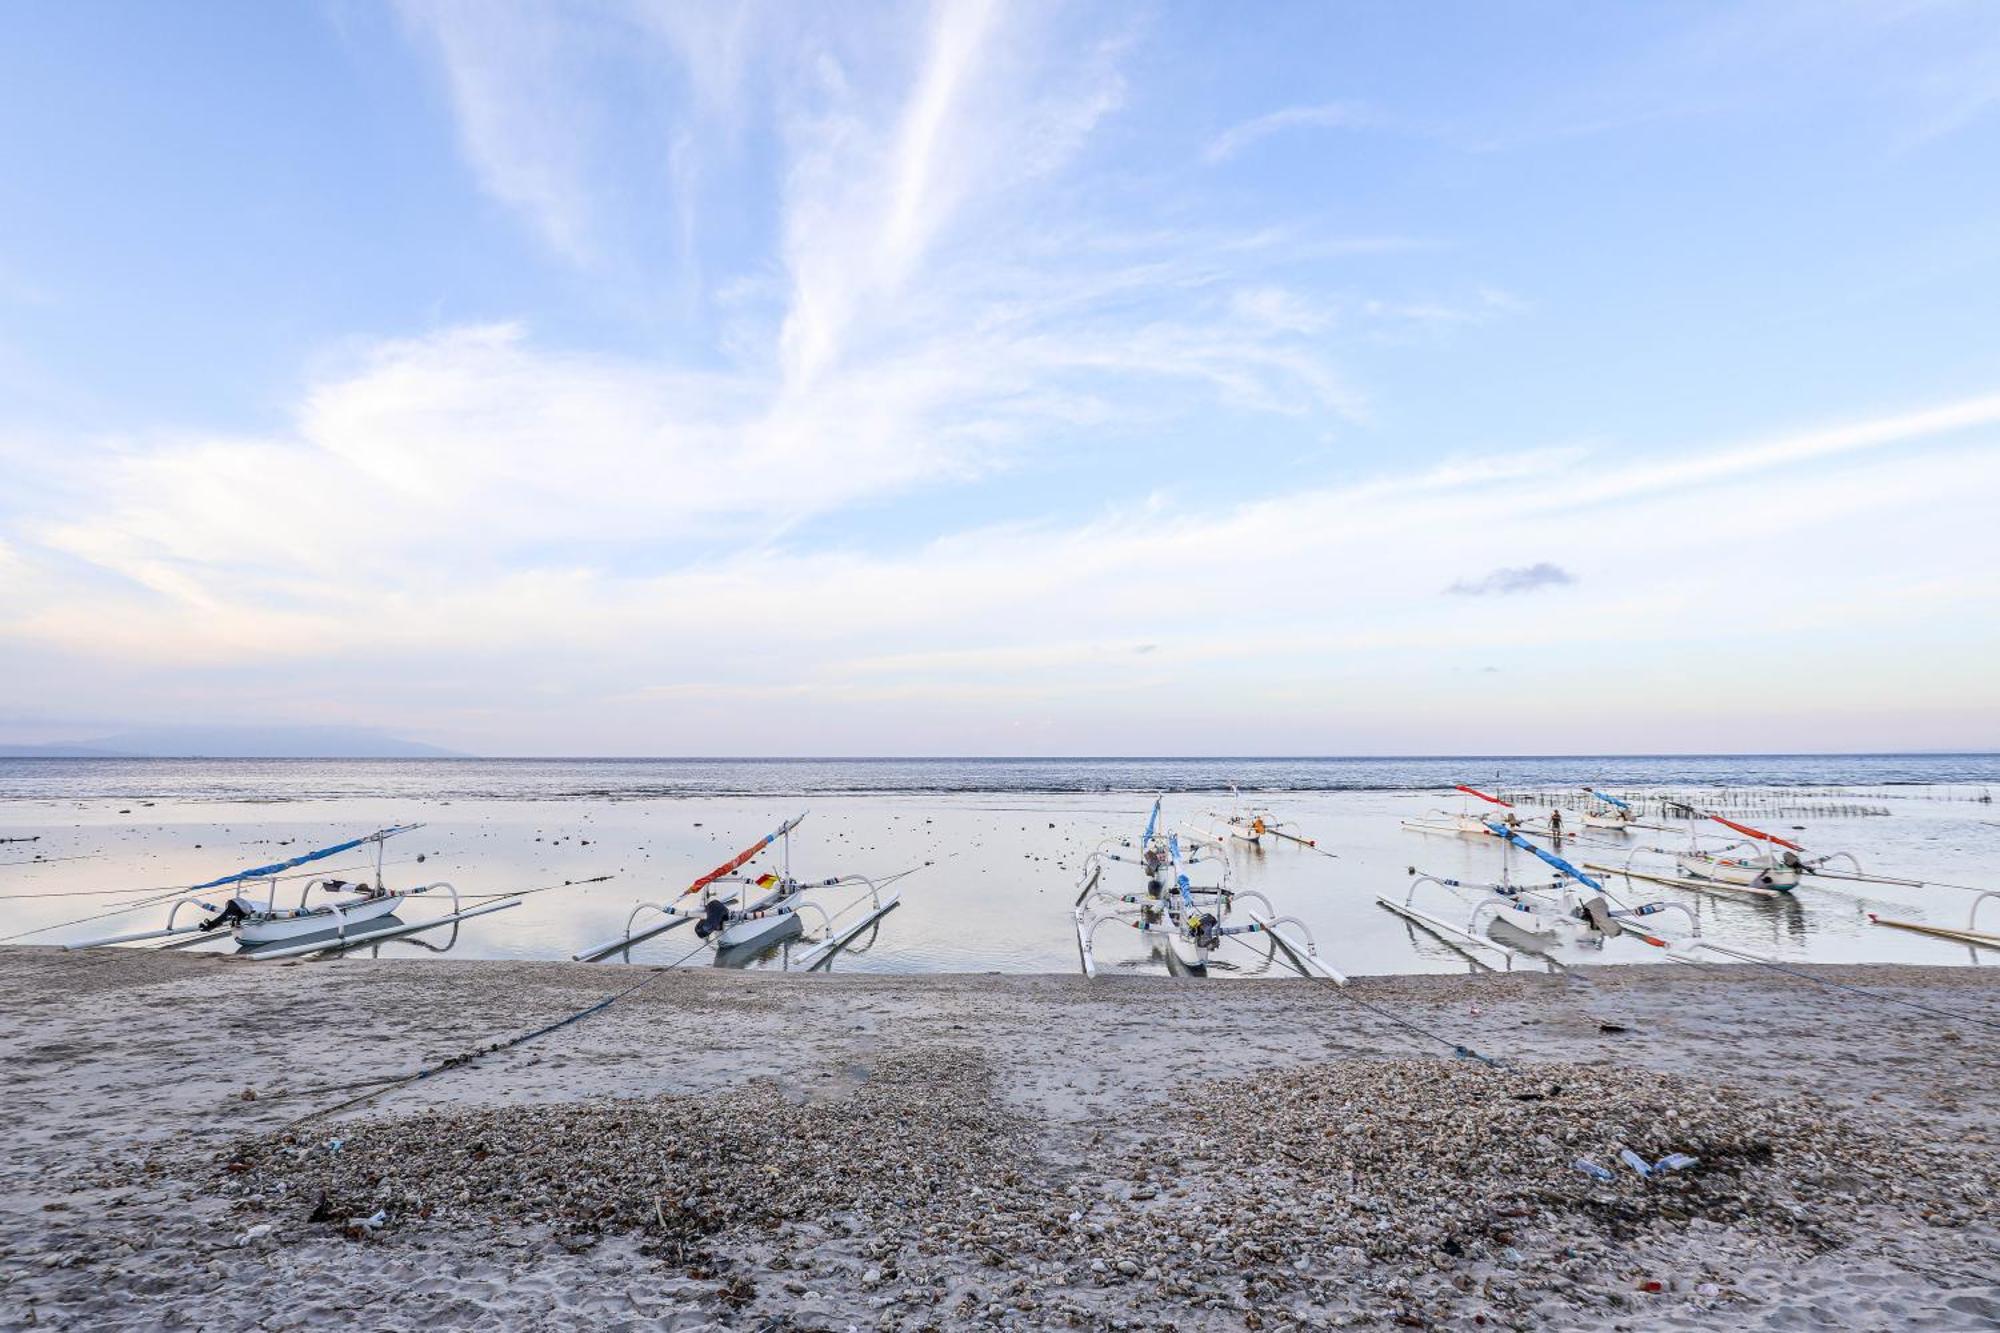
[1,948,1995,1331]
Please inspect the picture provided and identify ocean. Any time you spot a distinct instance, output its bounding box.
[3,753,1997,801]
[3,755,1996,974]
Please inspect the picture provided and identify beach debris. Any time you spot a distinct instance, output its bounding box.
[1618,1147,1702,1179]
[344,1208,387,1237]
[169,1050,1996,1329]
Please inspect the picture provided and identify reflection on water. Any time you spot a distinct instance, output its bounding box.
[3,771,1997,976]
[227,907,483,960]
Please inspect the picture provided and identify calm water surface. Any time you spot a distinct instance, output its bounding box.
[2,757,1995,976]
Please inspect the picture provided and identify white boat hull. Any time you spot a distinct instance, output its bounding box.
[1165,929,1209,974]
[234,893,402,943]
[1676,854,1799,890]
[1485,909,1562,946]
[715,907,802,953]
[1581,811,1634,830]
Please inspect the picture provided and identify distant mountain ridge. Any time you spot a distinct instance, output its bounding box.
[0,725,461,759]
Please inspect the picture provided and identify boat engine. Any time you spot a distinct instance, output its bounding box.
[198,899,246,932]
[693,898,733,939]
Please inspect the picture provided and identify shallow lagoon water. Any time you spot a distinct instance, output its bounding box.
[3,758,1996,975]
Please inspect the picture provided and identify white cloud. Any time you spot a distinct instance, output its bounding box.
[6,3,1998,754]
[395,0,609,262]
[8,382,1996,753]
[1204,102,1386,163]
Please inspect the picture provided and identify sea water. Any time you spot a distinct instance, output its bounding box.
[2,756,1995,975]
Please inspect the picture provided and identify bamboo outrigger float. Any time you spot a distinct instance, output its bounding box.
[1868,891,2000,950]
[61,826,513,956]
[574,813,900,968]
[1074,797,1342,981]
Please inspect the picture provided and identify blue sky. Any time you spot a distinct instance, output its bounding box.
[2,0,1998,755]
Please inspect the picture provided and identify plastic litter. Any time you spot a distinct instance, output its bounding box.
[1654,1152,1700,1172]
[1619,1148,1654,1178]
[1572,1158,1616,1182]
[347,1208,387,1232]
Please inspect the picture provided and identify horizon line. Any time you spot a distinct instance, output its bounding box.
[6,751,1998,762]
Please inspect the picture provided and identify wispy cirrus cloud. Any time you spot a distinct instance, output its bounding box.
[6,2,1999,754]
[1204,101,1390,163]
[4,1,1366,683]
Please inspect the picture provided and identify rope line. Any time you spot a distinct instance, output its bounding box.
[288,939,707,1128]
[1681,950,2000,1033]
[1227,931,1509,1069]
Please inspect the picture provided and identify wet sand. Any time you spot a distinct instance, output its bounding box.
[1,949,1996,1330]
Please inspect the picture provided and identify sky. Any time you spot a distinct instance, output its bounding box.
[1,0,1998,756]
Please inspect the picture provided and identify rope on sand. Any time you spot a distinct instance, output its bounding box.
[1225,931,1509,1069]
[286,944,707,1128]
[281,861,936,1126]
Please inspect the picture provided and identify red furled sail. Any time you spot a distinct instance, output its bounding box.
[681,815,805,898]
[1706,812,1804,852]
[1454,785,1514,808]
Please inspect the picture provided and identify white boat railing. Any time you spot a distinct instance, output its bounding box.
[794,875,901,970]
[243,890,521,961]
[64,878,498,957]
[1377,871,1526,969]
[1242,909,1346,984]
[62,894,223,949]
[572,886,743,963]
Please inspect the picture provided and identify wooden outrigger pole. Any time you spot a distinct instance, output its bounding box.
[1868,891,2000,950]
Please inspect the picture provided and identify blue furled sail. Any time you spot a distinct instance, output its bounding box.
[1167,832,1196,907]
[1484,821,1604,890]
[1142,797,1161,845]
[188,825,418,891]
[1590,790,1633,812]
